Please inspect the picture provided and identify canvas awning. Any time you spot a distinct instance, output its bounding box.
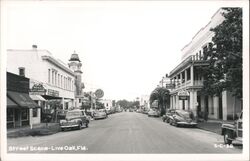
[30,95,46,101]
[7,96,18,108]
[7,91,39,108]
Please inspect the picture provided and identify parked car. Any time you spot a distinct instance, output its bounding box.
[147,108,160,117]
[221,112,242,145]
[60,109,89,131]
[167,109,197,127]
[162,109,176,123]
[93,109,108,120]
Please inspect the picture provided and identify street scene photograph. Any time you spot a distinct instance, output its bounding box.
[1,0,249,161]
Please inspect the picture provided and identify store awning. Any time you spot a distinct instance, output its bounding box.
[7,96,18,108]
[7,91,39,108]
[30,95,46,101]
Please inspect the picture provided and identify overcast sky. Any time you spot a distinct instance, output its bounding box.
[4,1,240,101]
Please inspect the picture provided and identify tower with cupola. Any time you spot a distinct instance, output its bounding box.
[68,51,84,107]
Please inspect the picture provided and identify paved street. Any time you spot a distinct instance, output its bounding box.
[8,112,242,153]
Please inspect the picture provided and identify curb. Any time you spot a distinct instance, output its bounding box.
[196,126,221,135]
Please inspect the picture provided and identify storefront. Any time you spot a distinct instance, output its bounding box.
[7,72,40,129]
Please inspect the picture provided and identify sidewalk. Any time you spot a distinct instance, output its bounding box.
[197,119,234,135]
[7,123,60,138]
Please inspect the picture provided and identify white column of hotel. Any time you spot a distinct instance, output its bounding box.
[190,65,194,86]
[176,95,179,109]
[200,95,205,113]
[208,96,214,118]
[172,95,175,109]
[189,90,198,118]
[222,91,228,120]
[184,70,188,110]
[213,96,219,119]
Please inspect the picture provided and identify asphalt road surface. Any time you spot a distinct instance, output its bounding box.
[7,112,242,153]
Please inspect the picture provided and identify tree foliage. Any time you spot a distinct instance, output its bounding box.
[149,87,170,115]
[201,8,242,98]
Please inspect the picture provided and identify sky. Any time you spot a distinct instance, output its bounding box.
[3,0,237,101]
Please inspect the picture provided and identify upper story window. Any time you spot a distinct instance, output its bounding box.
[48,69,50,83]
[18,67,25,77]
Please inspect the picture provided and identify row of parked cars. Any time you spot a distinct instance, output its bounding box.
[59,108,110,131]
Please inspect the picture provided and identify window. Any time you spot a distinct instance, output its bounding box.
[48,69,50,83]
[52,71,54,85]
[79,99,81,103]
[21,109,28,120]
[61,75,63,88]
[58,74,60,87]
[55,72,57,86]
[19,67,25,77]
[33,108,38,117]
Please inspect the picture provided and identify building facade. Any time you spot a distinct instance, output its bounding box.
[168,9,242,121]
[7,72,40,128]
[68,51,85,108]
[7,46,75,112]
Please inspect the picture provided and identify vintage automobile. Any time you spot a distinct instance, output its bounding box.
[93,109,108,120]
[60,110,89,131]
[221,112,242,145]
[147,108,160,117]
[167,109,197,127]
[162,109,176,123]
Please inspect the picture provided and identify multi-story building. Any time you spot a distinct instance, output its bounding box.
[7,45,75,112]
[68,51,85,108]
[168,9,242,121]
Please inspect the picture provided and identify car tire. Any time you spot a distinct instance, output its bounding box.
[61,128,64,131]
[85,123,88,128]
[77,124,81,130]
[224,131,233,145]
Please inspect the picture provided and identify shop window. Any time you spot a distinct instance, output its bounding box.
[21,109,28,120]
[19,67,25,77]
[33,108,38,117]
[7,109,14,122]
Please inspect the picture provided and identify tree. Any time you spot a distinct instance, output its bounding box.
[149,87,170,115]
[201,8,242,99]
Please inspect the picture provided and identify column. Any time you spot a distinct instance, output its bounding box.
[190,65,194,86]
[185,69,187,86]
[222,91,228,120]
[62,97,65,110]
[190,90,198,117]
[176,94,179,109]
[213,96,219,119]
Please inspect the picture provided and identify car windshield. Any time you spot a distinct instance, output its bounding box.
[67,111,81,117]
[176,110,190,118]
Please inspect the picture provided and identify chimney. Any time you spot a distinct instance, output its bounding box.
[32,44,37,49]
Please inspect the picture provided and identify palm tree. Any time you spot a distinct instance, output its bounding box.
[149,87,170,116]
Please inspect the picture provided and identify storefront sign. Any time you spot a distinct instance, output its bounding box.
[30,83,46,95]
[178,90,189,100]
[179,96,188,100]
[95,89,104,98]
[165,83,175,89]
[47,89,59,97]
